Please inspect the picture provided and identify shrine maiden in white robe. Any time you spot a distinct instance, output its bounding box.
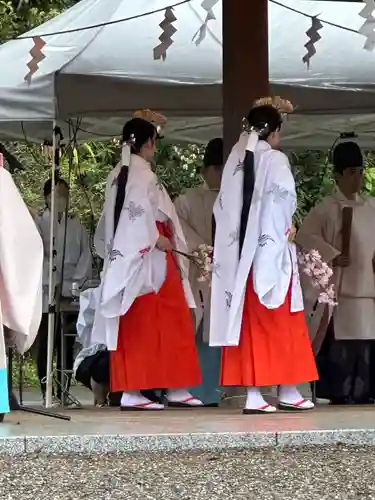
[0,167,43,414]
[209,134,303,347]
[92,155,195,351]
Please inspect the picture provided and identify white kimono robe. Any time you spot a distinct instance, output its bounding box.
[209,136,303,347]
[92,155,195,351]
[73,286,106,376]
[35,210,92,312]
[174,183,217,335]
[0,168,43,414]
[296,190,375,349]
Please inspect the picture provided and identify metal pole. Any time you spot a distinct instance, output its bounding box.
[45,123,62,408]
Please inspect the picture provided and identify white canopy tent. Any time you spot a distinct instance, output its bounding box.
[0,0,374,149]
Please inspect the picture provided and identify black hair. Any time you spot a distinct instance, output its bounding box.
[43,177,69,199]
[113,118,157,235]
[203,138,223,169]
[239,105,282,257]
[332,141,363,175]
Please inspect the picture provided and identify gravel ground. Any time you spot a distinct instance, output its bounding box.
[2,446,375,499]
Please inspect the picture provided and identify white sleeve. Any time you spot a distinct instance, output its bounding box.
[0,168,44,352]
[73,222,93,282]
[252,151,296,306]
[100,176,159,318]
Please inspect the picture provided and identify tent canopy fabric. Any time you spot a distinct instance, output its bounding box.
[0,0,375,148]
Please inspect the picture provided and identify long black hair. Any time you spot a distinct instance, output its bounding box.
[113,118,157,235]
[239,104,283,257]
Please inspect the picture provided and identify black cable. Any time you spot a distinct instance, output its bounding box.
[270,0,359,36]
[4,0,359,43]
[16,1,191,40]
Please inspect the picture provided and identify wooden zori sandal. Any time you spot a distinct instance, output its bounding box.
[277,399,314,411]
[167,397,204,408]
[120,401,164,411]
[242,404,277,415]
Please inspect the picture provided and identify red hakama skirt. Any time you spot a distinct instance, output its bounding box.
[221,276,318,387]
[110,222,201,392]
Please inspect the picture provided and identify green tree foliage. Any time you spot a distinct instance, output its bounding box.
[0,0,78,40]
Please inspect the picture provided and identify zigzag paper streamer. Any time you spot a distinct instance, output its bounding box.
[24,36,46,83]
[153,7,177,61]
[302,16,323,68]
[192,0,219,46]
[358,0,375,51]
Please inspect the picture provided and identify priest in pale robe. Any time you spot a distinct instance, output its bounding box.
[91,117,202,411]
[0,162,43,419]
[174,138,223,406]
[35,177,92,404]
[209,102,317,414]
[296,141,375,404]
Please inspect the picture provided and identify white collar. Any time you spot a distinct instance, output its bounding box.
[130,154,152,171]
[256,140,272,153]
[333,188,365,207]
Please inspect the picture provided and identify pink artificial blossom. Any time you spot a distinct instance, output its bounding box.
[298,248,337,306]
[191,244,214,283]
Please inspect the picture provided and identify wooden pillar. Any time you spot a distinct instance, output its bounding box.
[222,0,269,157]
[221,0,269,408]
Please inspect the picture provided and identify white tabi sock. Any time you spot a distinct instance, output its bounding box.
[120,391,164,409]
[245,387,276,412]
[166,389,203,406]
[279,385,314,409]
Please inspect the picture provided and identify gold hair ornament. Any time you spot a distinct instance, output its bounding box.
[253,96,294,115]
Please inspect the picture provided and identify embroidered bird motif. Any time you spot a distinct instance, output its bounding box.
[267,184,290,203]
[225,291,232,309]
[109,249,124,262]
[228,228,240,246]
[258,234,276,247]
[233,160,244,175]
[125,201,145,221]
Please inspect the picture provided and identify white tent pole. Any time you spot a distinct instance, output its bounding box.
[45,121,59,408]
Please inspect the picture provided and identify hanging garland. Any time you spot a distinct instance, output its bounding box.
[358,0,375,51]
[18,0,370,80]
[153,7,177,60]
[302,16,323,68]
[192,0,219,46]
[24,36,46,83]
